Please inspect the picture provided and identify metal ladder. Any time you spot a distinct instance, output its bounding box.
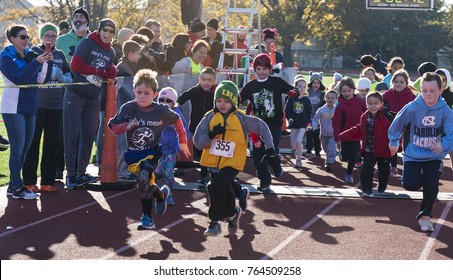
[217,0,262,85]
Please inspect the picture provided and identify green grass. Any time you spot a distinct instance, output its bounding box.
[0,74,9,186]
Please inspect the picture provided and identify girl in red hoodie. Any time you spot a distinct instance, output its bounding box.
[332,77,367,184]
[382,69,416,176]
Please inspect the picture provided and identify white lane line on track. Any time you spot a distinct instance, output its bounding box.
[419,201,452,260]
[0,189,136,238]
[261,198,344,260]
[99,204,209,260]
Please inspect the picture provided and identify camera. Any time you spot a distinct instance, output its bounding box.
[142,47,165,60]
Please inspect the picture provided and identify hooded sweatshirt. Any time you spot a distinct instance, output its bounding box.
[382,87,416,114]
[177,83,216,133]
[332,94,367,142]
[69,31,116,99]
[388,94,453,162]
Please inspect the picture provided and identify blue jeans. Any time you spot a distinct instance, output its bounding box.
[252,123,281,187]
[2,113,35,190]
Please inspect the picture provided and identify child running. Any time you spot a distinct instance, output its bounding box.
[312,90,338,172]
[108,69,190,230]
[239,53,298,192]
[338,92,394,197]
[194,80,276,237]
[388,72,453,232]
[154,87,190,206]
[285,76,312,167]
[332,77,367,184]
[382,69,416,177]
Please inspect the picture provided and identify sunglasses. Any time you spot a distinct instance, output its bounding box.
[158,98,173,104]
[102,28,115,34]
[16,35,30,40]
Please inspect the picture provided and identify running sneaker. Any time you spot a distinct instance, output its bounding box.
[137,214,155,230]
[257,184,270,192]
[204,221,221,237]
[227,206,243,235]
[344,174,354,184]
[76,173,99,186]
[419,216,434,232]
[12,188,39,200]
[155,185,169,215]
[65,175,81,190]
[239,187,250,212]
[361,191,374,198]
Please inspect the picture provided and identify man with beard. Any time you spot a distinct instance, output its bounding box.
[232,26,248,68]
[63,18,117,189]
[55,7,90,180]
[56,7,90,62]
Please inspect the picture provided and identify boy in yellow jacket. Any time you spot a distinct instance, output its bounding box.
[193,81,276,237]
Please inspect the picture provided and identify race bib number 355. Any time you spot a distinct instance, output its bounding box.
[210,139,236,158]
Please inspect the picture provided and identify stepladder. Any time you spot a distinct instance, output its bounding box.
[217,0,262,87]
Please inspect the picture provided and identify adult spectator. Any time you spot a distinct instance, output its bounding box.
[0,25,52,199]
[64,18,117,189]
[58,20,71,36]
[144,20,170,74]
[55,7,90,178]
[166,33,191,71]
[187,18,206,46]
[112,27,134,64]
[144,19,164,52]
[172,39,209,75]
[23,23,72,193]
[56,7,90,62]
[232,26,248,68]
[134,28,159,72]
[202,18,233,69]
[262,28,284,65]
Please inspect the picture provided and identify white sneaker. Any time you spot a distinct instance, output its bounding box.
[419,217,434,232]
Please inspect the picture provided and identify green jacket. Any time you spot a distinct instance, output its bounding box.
[56,30,89,63]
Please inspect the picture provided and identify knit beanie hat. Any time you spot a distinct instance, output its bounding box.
[207,19,219,30]
[98,18,116,33]
[333,72,343,82]
[357,77,371,90]
[72,7,90,24]
[418,62,437,76]
[253,53,272,71]
[158,87,178,104]
[39,23,58,38]
[435,68,451,88]
[214,81,239,108]
[375,82,389,92]
[58,20,70,31]
[190,18,206,33]
[308,71,326,90]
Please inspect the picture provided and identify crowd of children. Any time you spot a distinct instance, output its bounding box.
[3,13,453,237]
